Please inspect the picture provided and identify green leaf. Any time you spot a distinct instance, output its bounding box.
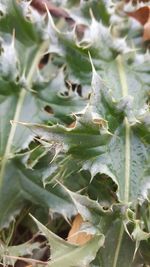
[0,240,40,265]
[80,0,110,24]
[0,36,48,228]
[0,0,41,44]
[97,220,137,267]
[0,159,77,229]
[22,56,150,203]
[33,68,87,123]
[31,215,105,267]
[0,1,84,228]
[0,0,150,265]
[44,10,130,85]
[17,44,150,266]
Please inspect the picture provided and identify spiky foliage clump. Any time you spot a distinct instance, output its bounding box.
[0,0,150,266]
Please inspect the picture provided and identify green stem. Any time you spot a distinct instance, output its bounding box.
[116,55,130,203]
[112,224,124,267]
[112,55,131,267]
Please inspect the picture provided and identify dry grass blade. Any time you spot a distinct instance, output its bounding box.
[4,255,48,266]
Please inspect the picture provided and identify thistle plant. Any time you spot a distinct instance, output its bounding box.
[0,1,150,266]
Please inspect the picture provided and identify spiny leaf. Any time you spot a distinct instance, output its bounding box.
[0,0,87,228]
[0,159,77,229]
[0,240,40,265]
[0,1,150,266]
[18,66,150,202]
[31,215,105,267]
[17,36,150,265]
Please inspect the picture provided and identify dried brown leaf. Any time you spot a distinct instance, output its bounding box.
[67,214,93,245]
[126,5,150,40]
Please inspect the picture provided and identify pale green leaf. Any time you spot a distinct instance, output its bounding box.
[0,159,76,229]
[31,215,105,267]
[0,240,40,265]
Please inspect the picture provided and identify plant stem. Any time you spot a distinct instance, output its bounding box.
[116,55,130,203]
[112,55,131,267]
[112,224,124,267]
